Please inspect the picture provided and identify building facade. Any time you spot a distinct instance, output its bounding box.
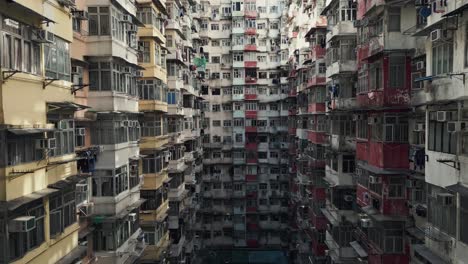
[195,0,291,251]
[288,0,468,264]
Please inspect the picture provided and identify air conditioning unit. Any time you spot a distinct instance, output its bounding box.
[128,213,137,222]
[71,66,83,75]
[57,0,75,7]
[368,175,381,184]
[360,218,372,228]
[344,195,354,202]
[76,183,88,192]
[57,120,69,130]
[447,121,467,133]
[32,29,55,43]
[430,29,451,42]
[121,15,132,23]
[437,193,454,206]
[353,114,362,121]
[126,23,138,32]
[73,10,89,20]
[9,216,36,232]
[416,61,425,71]
[414,123,425,132]
[35,138,57,149]
[164,152,172,162]
[76,127,86,136]
[123,66,132,74]
[437,111,449,122]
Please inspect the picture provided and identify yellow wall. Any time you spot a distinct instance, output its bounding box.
[142,170,168,191]
[0,154,77,201]
[12,223,80,264]
[0,76,74,126]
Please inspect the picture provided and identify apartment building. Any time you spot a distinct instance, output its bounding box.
[0,0,85,263]
[286,0,468,264]
[196,0,291,251]
[135,0,172,263]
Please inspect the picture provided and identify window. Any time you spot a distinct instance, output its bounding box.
[211,56,220,63]
[232,2,243,11]
[223,120,232,127]
[138,41,150,63]
[212,104,221,112]
[222,104,232,111]
[222,39,231,46]
[211,24,219,30]
[88,6,110,35]
[388,177,405,198]
[212,120,221,127]
[270,22,279,29]
[388,8,401,32]
[1,18,41,75]
[143,153,164,174]
[211,40,220,47]
[51,119,75,157]
[50,189,76,237]
[428,184,456,236]
[234,118,244,127]
[223,72,231,79]
[270,6,278,13]
[428,111,457,154]
[44,36,71,81]
[388,56,405,88]
[342,155,355,173]
[432,41,453,75]
[8,200,45,261]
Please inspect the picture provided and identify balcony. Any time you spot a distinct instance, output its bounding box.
[307,130,328,145]
[307,102,326,113]
[244,10,257,18]
[245,27,256,35]
[244,44,257,52]
[356,141,409,169]
[307,76,326,87]
[245,126,257,133]
[327,21,356,39]
[139,100,168,113]
[329,97,357,110]
[245,110,257,118]
[245,76,257,84]
[311,45,326,61]
[244,61,257,68]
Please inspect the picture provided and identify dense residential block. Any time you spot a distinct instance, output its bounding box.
[3,0,468,264]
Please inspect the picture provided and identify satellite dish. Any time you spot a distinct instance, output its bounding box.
[419,6,432,18]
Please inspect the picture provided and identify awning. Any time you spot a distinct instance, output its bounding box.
[48,174,88,190]
[6,188,59,211]
[56,245,87,264]
[304,26,326,38]
[357,161,408,175]
[446,183,468,197]
[413,244,449,264]
[413,17,457,36]
[442,3,468,17]
[350,241,368,258]
[47,102,90,112]
[7,127,54,135]
[0,0,55,25]
[406,227,425,241]
[320,208,338,226]
[362,205,407,222]
[130,154,148,160]
[112,199,146,220]
[320,0,338,15]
